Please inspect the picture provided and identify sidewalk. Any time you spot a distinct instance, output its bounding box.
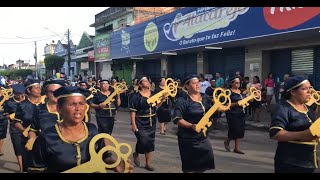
[215,106,272,132]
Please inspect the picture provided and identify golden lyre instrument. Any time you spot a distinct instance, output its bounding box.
[196,88,231,137]
[309,116,320,137]
[306,88,320,106]
[238,87,261,109]
[9,113,15,120]
[100,82,128,107]
[0,87,13,110]
[22,125,31,137]
[63,133,132,173]
[89,87,99,94]
[133,85,139,92]
[40,95,46,104]
[25,137,37,151]
[147,78,178,107]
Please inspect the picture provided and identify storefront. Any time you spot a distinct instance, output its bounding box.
[109,7,320,86]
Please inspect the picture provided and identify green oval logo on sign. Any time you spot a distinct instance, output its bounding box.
[144,22,159,52]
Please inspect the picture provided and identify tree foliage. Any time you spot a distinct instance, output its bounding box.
[44,55,65,71]
[0,69,33,78]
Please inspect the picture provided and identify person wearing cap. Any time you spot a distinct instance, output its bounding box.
[224,77,247,155]
[205,78,216,102]
[129,76,166,171]
[79,81,89,89]
[77,81,93,123]
[172,75,215,173]
[270,76,318,173]
[29,86,133,173]
[13,79,42,172]
[90,80,121,137]
[3,84,26,172]
[174,78,187,103]
[155,77,174,135]
[27,80,66,151]
[0,87,10,157]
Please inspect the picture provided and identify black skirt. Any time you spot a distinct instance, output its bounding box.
[96,116,115,135]
[178,136,215,172]
[10,132,23,156]
[0,119,8,139]
[226,113,246,139]
[156,108,171,123]
[275,161,315,173]
[134,116,156,154]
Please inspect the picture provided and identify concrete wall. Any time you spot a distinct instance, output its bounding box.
[197,52,204,75]
[161,57,167,77]
[100,61,113,79]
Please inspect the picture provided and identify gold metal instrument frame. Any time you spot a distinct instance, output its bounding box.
[63,133,132,173]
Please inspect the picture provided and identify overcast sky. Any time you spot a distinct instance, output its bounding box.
[0,7,107,65]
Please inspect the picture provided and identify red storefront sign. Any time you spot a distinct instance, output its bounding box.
[88,50,95,62]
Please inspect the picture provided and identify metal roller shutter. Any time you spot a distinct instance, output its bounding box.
[291,48,314,76]
[142,59,161,79]
[270,49,291,82]
[169,54,197,79]
[313,47,320,90]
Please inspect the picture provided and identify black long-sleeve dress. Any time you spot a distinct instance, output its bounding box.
[129,91,157,154]
[270,100,318,173]
[92,91,118,135]
[29,122,104,172]
[226,90,246,139]
[14,98,41,172]
[154,86,173,123]
[0,96,8,139]
[172,93,215,173]
[4,97,23,156]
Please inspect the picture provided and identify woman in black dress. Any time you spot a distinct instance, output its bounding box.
[4,84,25,172]
[270,76,318,173]
[29,86,133,173]
[0,86,9,156]
[14,79,42,172]
[172,75,215,173]
[155,77,173,135]
[90,80,120,135]
[129,76,166,171]
[224,77,246,154]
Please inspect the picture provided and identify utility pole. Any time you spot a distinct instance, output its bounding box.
[34,41,38,79]
[67,29,71,79]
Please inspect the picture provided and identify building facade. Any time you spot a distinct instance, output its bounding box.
[90,7,179,83]
[71,32,95,81]
[108,7,320,89]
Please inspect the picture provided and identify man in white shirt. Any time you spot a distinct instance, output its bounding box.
[199,73,211,94]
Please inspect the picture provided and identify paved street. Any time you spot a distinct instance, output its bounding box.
[0,109,281,173]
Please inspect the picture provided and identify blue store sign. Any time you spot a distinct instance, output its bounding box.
[110,7,320,59]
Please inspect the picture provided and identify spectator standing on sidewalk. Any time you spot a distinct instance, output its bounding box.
[264,73,275,112]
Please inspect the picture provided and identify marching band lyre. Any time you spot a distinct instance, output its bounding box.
[238,87,261,109]
[195,88,231,137]
[101,82,128,107]
[147,78,178,107]
[0,87,13,110]
[306,88,320,106]
[63,133,132,173]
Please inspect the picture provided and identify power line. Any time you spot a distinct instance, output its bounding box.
[0,36,59,45]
